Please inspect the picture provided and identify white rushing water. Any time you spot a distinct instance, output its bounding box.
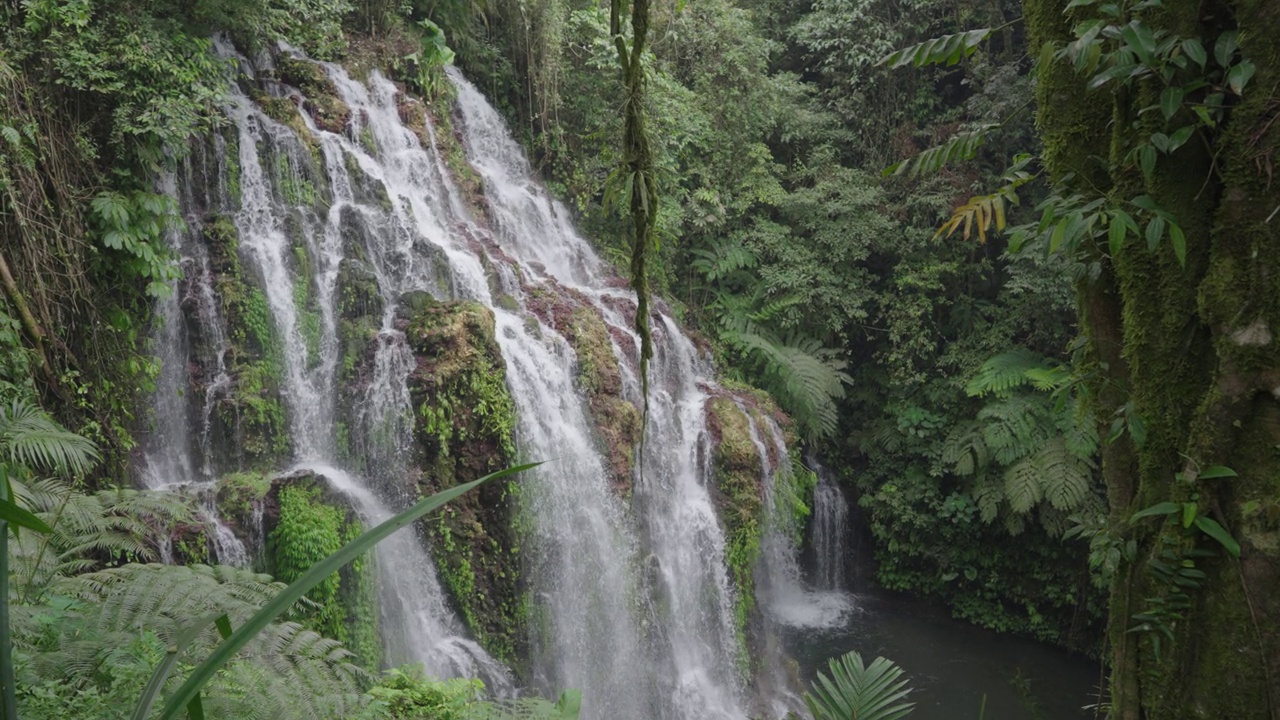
[810,461,852,592]
[148,41,817,718]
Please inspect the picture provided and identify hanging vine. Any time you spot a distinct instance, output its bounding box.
[608,0,659,402]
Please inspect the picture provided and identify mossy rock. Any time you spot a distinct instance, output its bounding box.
[525,284,642,493]
[261,470,381,670]
[404,298,525,665]
[276,56,351,134]
[705,394,766,678]
[201,215,290,470]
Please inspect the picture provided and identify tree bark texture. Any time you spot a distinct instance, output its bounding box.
[1026,1,1280,718]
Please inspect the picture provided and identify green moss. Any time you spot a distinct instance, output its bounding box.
[215,471,272,539]
[404,298,525,664]
[277,56,351,134]
[204,216,290,468]
[706,395,764,678]
[271,484,346,640]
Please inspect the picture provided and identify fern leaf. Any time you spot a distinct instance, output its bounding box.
[885,125,996,177]
[973,475,1003,524]
[966,348,1052,397]
[1035,437,1095,512]
[1003,456,1044,514]
[879,28,993,69]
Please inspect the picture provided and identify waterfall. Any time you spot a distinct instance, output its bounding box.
[145,40,806,718]
[748,415,851,631]
[140,174,248,567]
[810,461,851,592]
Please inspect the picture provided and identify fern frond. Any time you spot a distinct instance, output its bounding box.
[973,475,1003,524]
[1035,437,1095,512]
[942,421,987,476]
[0,399,99,475]
[879,28,993,69]
[978,395,1052,465]
[966,348,1054,397]
[1002,456,1044,514]
[690,240,758,282]
[725,329,851,440]
[885,125,996,177]
[935,170,1035,243]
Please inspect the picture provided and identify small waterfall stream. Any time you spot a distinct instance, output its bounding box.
[142,42,824,719]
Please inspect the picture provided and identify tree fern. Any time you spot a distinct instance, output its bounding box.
[977,395,1051,465]
[1002,455,1044,514]
[1034,437,1095,512]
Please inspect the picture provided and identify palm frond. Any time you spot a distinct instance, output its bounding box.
[804,650,915,720]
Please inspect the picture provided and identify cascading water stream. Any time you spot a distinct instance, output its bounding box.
[141,173,248,567]
[150,39,811,718]
[206,44,509,683]
[809,460,851,592]
[450,70,755,719]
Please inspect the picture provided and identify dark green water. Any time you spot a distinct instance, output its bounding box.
[782,590,1104,720]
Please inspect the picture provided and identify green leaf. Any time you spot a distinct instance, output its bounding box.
[0,497,52,534]
[1227,61,1256,95]
[879,29,992,69]
[1121,21,1156,65]
[1193,516,1241,557]
[1169,125,1195,151]
[1181,38,1207,67]
[1181,502,1197,528]
[154,462,540,720]
[1130,501,1180,522]
[1145,216,1166,250]
[1169,222,1186,266]
[1214,30,1238,68]
[1199,465,1238,479]
[187,695,206,720]
[1139,145,1157,176]
[804,650,915,720]
[1160,87,1183,120]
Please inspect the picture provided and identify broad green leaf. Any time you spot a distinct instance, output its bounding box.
[1139,145,1157,176]
[1193,516,1241,557]
[1227,61,1256,95]
[1109,215,1126,256]
[1181,502,1196,528]
[1214,30,1238,68]
[1169,222,1186,266]
[880,29,992,69]
[1160,87,1183,119]
[0,497,52,534]
[1169,125,1195,151]
[155,462,540,720]
[1145,216,1166,250]
[1130,501,1179,522]
[1198,465,1238,479]
[1181,38,1207,67]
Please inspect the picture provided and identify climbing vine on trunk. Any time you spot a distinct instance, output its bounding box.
[608,0,659,400]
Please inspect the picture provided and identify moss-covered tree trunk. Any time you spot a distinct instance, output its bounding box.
[1026,1,1280,717]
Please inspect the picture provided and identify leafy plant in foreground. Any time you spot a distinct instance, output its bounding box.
[804,650,914,720]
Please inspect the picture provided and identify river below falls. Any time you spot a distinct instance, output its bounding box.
[781,589,1104,720]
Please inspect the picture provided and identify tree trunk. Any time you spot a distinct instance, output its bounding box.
[1025,1,1280,717]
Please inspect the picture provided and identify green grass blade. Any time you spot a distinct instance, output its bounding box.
[155,462,538,720]
[132,612,227,720]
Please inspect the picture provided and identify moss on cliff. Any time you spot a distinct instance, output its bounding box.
[264,472,381,670]
[705,394,764,676]
[204,215,290,468]
[404,297,524,664]
[525,284,643,494]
